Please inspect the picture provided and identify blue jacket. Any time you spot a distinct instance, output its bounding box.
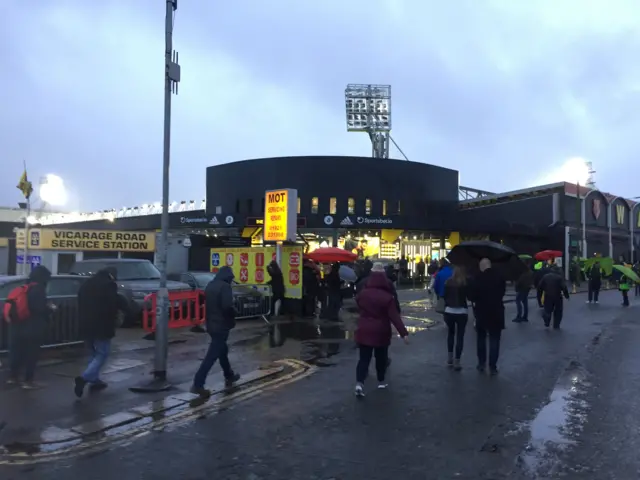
[433,265,453,298]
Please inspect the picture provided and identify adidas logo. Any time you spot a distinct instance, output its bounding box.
[340,217,353,226]
[209,217,219,225]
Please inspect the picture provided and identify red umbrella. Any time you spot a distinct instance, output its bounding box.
[306,247,357,264]
[535,250,563,261]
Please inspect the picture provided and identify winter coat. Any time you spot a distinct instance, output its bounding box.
[515,270,534,293]
[587,266,603,283]
[533,265,549,288]
[267,261,285,299]
[19,266,52,337]
[325,267,342,293]
[78,269,126,340]
[538,271,570,299]
[205,266,236,333]
[443,281,469,309]
[354,272,408,347]
[433,265,453,298]
[469,268,506,332]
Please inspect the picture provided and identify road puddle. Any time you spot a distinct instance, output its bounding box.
[515,362,590,478]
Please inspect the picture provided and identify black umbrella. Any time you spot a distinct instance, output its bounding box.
[447,240,527,280]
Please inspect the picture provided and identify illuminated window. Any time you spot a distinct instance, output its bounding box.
[311,197,319,214]
[348,197,355,214]
[297,197,301,214]
[397,200,402,215]
[365,198,371,215]
[382,200,387,216]
[329,197,337,215]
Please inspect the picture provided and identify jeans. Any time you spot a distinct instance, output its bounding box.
[81,339,111,383]
[476,327,501,370]
[8,325,41,382]
[515,291,529,319]
[193,331,233,389]
[543,295,564,327]
[588,281,601,302]
[356,345,389,383]
[443,313,468,359]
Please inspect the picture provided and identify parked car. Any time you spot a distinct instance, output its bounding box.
[0,274,87,351]
[168,271,270,319]
[69,259,191,326]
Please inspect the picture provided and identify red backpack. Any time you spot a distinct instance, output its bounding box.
[3,283,34,323]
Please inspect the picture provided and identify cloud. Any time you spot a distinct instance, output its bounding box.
[2,0,639,211]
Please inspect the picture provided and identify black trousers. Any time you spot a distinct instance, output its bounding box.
[444,313,468,359]
[8,325,41,382]
[588,280,601,302]
[536,288,544,307]
[622,290,630,306]
[543,295,564,327]
[356,345,389,383]
[476,327,501,370]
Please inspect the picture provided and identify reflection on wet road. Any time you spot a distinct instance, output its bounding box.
[515,361,590,478]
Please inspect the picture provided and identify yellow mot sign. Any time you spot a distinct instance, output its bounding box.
[263,188,298,242]
[16,228,155,252]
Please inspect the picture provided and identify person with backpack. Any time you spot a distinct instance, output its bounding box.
[3,266,53,389]
[74,268,128,398]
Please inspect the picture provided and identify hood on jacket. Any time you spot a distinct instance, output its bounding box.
[29,265,52,285]
[267,261,282,276]
[364,272,393,292]
[215,266,235,283]
[96,267,117,281]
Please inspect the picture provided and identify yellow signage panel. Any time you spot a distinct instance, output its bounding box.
[16,228,155,252]
[264,189,298,242]
[209,246,303,299]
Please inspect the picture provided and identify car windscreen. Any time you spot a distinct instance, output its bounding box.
[193,273,215,288]
[70,261,161,281]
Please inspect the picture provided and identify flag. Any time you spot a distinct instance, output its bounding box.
[16,169,33,199]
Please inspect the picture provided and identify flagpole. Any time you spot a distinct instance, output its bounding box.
[23,197,30,275]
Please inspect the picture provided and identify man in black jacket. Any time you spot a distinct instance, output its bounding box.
[7,265,52,389]
[586,261,603,304]
[74,268,127,398]
[191,266,240,396]
[513,269,534,323]
[538,267,570,329]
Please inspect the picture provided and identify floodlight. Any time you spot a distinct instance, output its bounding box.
[345,84,391,132]
[39,174,68,206]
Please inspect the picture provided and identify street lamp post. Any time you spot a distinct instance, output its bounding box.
[132,0,180,393]
[631,198,640,263]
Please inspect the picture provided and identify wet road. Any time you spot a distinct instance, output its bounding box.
[2,291,637,479]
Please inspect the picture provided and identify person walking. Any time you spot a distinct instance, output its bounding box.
[619,274,631,307]
[267,260,285,316]
[354,263,409,397]
[433,258,453,313]
[586,261,604,304]
[4,266,53,389]
[513,268,533,323]
[538,266,570,328]
[469,258,506,376]
[443,266,470,370]
[325,263,343,321]
[533,261,548,308]
[74,268,127,398]
[191,266,240,397]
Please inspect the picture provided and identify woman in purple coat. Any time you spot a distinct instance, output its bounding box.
[354,263,409,397]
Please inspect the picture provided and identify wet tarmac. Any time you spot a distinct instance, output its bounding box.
[515,361,591,478]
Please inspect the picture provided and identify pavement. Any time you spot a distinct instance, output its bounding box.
[0,289,637,479]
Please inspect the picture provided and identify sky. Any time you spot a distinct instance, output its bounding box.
[2,0,640,212]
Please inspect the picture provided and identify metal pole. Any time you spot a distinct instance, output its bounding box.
[575,182,582,286]
[581,183,588,259]
[152,0,177,384]
[608,203,613,258]
[23,200,30,275]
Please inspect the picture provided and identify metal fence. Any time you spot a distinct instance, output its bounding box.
[0,295,82,353]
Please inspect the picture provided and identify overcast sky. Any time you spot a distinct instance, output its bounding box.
[2,0,639,211]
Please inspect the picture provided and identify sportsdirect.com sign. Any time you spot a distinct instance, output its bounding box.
[16,228,155,252]
[264,188,298,242]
